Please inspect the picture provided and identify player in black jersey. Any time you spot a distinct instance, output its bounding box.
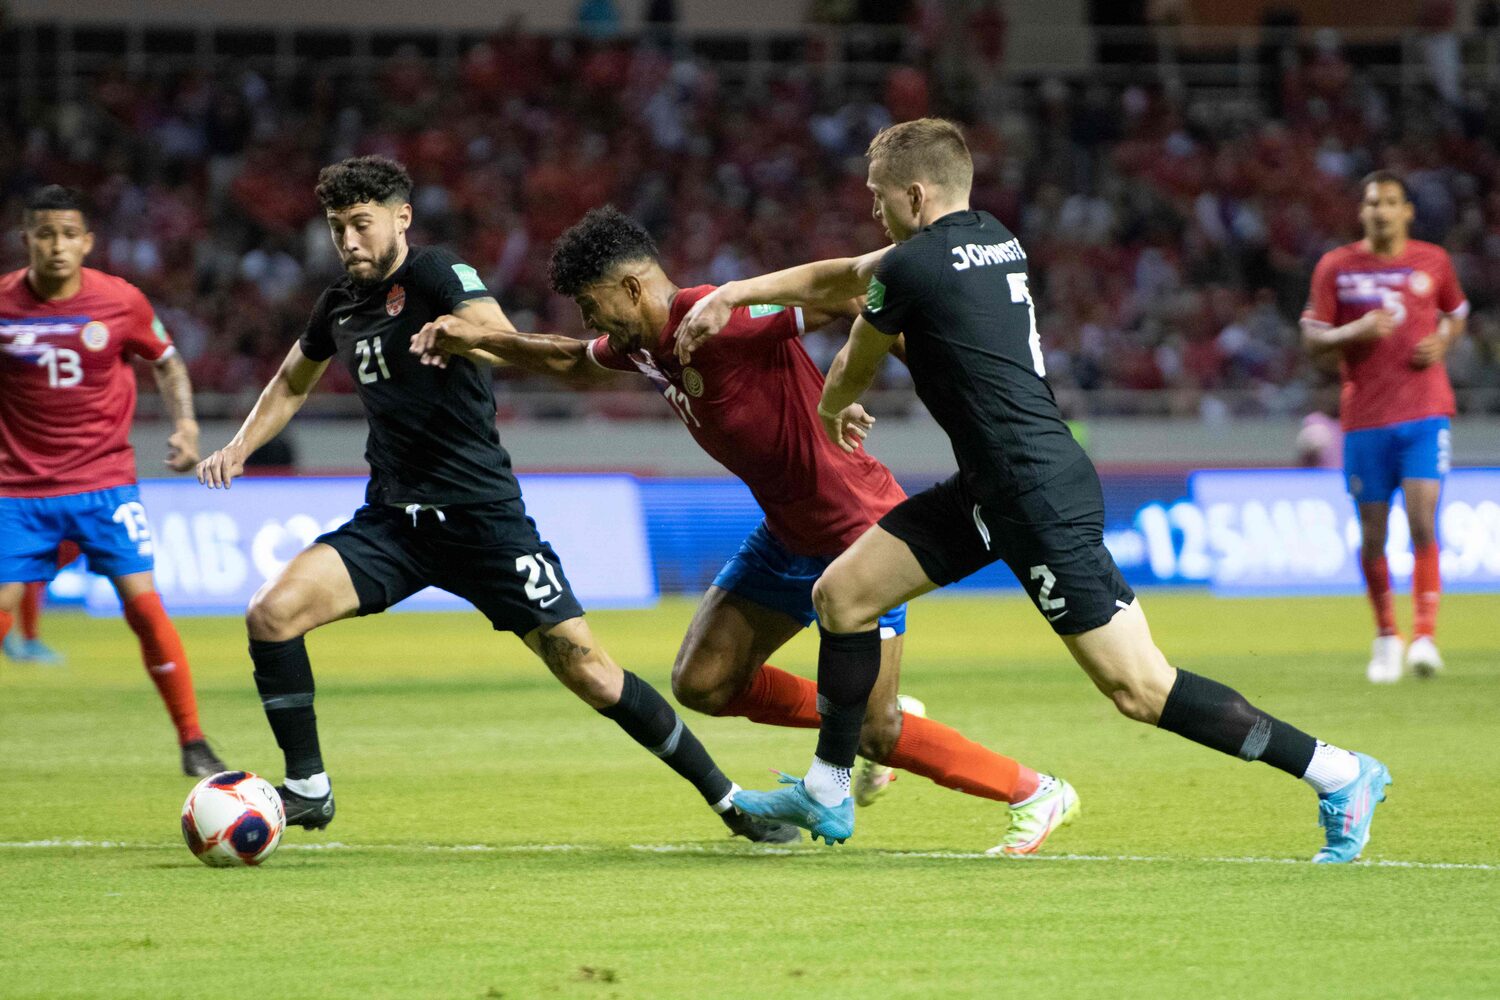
[197,156,794,843]
[677,119,1391,863]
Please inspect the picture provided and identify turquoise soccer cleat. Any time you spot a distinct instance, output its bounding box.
[732,771,855,845]
[1313,753,1392,864]
[3,634,64,665]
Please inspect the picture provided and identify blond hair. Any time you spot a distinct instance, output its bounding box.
[865,118,973,193]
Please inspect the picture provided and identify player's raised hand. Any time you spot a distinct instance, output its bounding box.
[164,421,201,472]
[196,443,246,490]
[1363,308,1396,339]
[818,402,875,454]
[1410,332,1449,369]
[674,287,735,363]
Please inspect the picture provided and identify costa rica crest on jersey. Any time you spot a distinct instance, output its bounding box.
[1409,270,1433,296]
[81,321,110,351]
[386,284,406,317]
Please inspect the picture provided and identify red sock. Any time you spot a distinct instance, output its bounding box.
[886,713,1039,804]
[122,592,204,745]
[20,582,43,640]
[716,664,820,728]
[57,541,80,568]
[1412,542,1441,639]
[0,609,12,643]
[1361,553,1399,637]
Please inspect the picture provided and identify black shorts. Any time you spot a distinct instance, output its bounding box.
[879,456,1134,635]
[316,498,584,636]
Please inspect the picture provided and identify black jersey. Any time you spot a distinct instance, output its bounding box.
[860,210,1083,501]
[300,245,520,506]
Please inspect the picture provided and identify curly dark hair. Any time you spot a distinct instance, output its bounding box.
[548,206,660,297]
[24,184,89,223]
[314,155,413,211]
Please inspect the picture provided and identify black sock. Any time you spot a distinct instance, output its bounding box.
[598,671,733,807]
[1156,669,1317,778]
[814,626,882,769]
[249,637,324,781]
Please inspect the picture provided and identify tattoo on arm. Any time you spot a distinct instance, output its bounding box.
[153,354,196,424]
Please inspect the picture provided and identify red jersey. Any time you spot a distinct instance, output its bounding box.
[0,267,174,497]
[589,285,906,557]
[1302,240,1467,432]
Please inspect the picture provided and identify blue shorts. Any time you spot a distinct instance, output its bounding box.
[0,484,155,583]
[1344,416,1451,505]
[712,521,908,638]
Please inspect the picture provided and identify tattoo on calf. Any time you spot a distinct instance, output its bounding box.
[539,633,592,674]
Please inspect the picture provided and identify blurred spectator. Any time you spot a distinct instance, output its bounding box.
[1,18,1495,421]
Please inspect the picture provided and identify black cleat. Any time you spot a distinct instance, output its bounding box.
[180,739,227,778]
[276,785,336,830]
[720,805,802,844]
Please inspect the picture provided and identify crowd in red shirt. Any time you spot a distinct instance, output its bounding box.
[2,24,1496,417]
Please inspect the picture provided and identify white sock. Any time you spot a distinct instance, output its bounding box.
[284,772,330,799]
[1012,774,1058,808]
[1302,743,1360,795]
[711,783,740,814]
[804,756,851,807]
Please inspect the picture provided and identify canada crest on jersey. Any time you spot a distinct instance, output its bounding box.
[81,321,110,351]
[386,284,406,317]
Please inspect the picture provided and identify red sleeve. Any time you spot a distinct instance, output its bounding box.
[1301,253,1338,326]
[1435,251,1468,316]
[120,283,174,361]
[586,335,636,372]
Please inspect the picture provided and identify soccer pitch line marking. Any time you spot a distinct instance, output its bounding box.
[2,839,1497,872]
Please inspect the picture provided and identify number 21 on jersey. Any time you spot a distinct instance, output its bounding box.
[355,336,391,384]
[1006,273,1045,377]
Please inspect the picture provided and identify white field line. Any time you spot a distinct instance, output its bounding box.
[0,839,1496,871]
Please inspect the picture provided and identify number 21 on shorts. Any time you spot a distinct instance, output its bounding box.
[516,552,564,607]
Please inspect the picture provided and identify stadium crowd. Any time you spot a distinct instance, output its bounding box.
[3,17,1498,417]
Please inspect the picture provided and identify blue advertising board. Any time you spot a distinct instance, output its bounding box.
[47,468,1499,614]
[57,476,656,615]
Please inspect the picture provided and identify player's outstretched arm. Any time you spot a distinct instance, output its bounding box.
[197,343,328,489]
[675,245,894,362]
[817,316,894,454]
[411,313,615,388]
[1301,308,1394,354]
[151,352,201,472]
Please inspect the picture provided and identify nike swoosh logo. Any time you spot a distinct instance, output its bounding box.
[1046,609,1069,622]
[540,595,563,608]
[337,315,351,325]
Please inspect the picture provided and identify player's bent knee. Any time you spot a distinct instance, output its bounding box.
[670,656,733,716]
[245,584,312,642]
[812,573,877,633]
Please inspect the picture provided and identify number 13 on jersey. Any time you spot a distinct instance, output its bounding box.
[1007,273,1045,377]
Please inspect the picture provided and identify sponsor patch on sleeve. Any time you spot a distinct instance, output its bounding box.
[865,276,886,312]
[451,263,487,292]
[150,314,169,342]
[747,304,786,318]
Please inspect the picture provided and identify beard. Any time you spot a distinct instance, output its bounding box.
[346,240,401,290]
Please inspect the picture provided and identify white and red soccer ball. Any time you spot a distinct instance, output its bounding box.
[181,771,286,867]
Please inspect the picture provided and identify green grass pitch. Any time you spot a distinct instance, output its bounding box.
[3,592,1497,999]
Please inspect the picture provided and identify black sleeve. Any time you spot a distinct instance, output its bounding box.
[298,289,336,361]
[860,244,927,336]
[411,246,494,314]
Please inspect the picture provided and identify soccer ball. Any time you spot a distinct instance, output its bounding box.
[181,771,286,867]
